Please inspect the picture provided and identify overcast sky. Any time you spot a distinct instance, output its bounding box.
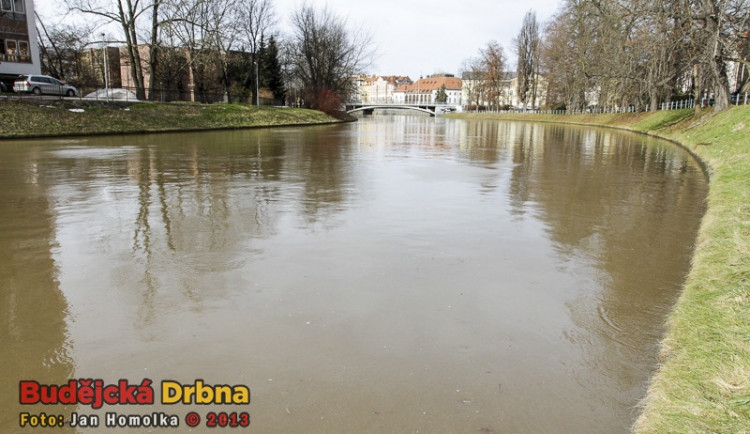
[34,0,562,80]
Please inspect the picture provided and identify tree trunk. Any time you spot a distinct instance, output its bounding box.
[699,0,731,110]
[649,89,659,112]
[148,0,161,101]
[118,0,146,100]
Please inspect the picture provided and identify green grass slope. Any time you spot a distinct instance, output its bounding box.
[0,100,339,138]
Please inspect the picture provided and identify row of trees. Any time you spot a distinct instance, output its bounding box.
[38,1,373,112]
[38,0,283,102]
[462,1,748,113]
[541,0,749,112]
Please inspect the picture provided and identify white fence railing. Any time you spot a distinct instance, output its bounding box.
[465,92,749,115]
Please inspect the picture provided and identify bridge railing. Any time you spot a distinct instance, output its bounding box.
[345,101,456,107]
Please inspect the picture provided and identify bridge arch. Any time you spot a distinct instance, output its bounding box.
[346,105,436,116]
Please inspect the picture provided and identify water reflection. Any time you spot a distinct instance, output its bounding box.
[0,116,706,433]
[460,120,707,429]
[0,145,75,432]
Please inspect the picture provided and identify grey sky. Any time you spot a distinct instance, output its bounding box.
[34,0,562,81]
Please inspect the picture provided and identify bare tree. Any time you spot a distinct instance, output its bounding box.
[67,0,161,99]
[541,1,598,111]
[235,0,276,56]
[147,0,162,99]
[287,3,374,111]
[540,0,749,112]
[514,10,540,110]
[161,0,241,101]
[688,0,750,110]
[36,13,95,83]
[234,0,276,103]
[459,56,485,110]
[478,40,507,111]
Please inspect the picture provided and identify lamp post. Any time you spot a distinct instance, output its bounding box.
[253,61,259,106]
[101,33,109,103]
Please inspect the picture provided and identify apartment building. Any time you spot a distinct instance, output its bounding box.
[351,75,412,103]
[393,74,463,105]
[462,71,548,110]
[0,0,41,84]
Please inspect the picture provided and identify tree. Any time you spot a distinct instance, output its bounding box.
[539,0,749,112]
[260,36,285,101]
[631,0,688,112]
[478,40,507,111]
[541,1,598,111]
[36,14,94,84]
[287,3,374,112]
[514,10,541,110]
[162,0,240,101]
[435,84,448,103]
[147,0,162,100]
[235,0,276,57]
[68,0,161,100]
[459,56,485,110]
[688,0,750,110]
[234,0,276,103]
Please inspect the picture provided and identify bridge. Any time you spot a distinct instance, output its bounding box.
[345,102,458,116]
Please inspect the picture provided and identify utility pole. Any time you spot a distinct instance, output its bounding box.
[102,33,109,103]
[253,61,259,106]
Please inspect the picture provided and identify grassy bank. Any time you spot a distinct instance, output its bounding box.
[0,100,340,138]
[448,108,750,432]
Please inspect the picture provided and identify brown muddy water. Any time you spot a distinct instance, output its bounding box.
[1,115,706,433]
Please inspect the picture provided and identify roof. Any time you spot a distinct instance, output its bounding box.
[356,75,412,86]
[395,76,463,93]
[462,71,518,80]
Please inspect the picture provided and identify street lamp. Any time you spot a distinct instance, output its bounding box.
[253,61,259,106]
[101,33,109,103]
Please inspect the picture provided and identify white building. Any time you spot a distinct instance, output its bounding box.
[351,75,412,103]
[393,74,463,105]
[462,71,548,110]
[0,0,42,84]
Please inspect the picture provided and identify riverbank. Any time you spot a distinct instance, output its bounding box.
[0,100,341,138]
[447,107,750,432]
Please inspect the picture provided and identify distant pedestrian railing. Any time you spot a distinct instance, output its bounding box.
[466,92,749,115]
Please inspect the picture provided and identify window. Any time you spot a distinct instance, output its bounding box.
[18,40,28,60]
[12,0,23,13]
[5,40,17,56]
[1,0,11,12]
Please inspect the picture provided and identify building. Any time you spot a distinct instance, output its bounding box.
[78,44,258,103]
[393,74,463,105]
[351,75,412,103]
[462,71,548,110]
[0,0,41,85]
[79,46,124,89]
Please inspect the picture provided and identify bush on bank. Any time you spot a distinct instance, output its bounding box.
[449,108,750,433]
[0,100,340,138]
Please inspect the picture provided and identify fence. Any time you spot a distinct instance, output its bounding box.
[1,84,283,106]
[467,92,749,115]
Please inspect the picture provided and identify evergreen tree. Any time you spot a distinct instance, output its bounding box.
[254,36,267,103]
[261,36,286,101]
[436,84,448,103]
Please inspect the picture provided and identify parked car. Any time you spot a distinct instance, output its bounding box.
[13,75,78,97]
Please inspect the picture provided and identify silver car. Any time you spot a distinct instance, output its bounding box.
[13,75,78,97]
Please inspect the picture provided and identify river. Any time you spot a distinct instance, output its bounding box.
[0,114,707,433]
